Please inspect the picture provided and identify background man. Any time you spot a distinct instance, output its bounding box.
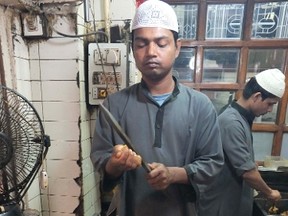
[198,68,284,216]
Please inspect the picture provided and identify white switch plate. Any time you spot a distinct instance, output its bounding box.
[22,14,45,37]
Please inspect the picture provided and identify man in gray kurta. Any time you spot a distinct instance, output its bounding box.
[90,1,224,215]
[198,68,284,216]
[91,78,223,216]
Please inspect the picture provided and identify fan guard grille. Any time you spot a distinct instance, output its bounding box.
[0,85,48,205]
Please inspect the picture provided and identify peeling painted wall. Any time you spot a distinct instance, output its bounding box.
[0,3,96,216]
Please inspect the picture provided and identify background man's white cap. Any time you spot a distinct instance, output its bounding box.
[131,0,178,32]
[255,68,286,98]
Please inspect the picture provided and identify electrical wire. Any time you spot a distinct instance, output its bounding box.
[112,64,120,91]
[25,0,112,98]
[86,0,110,97]
[25,0,123,99]
[52,27,109,41]
[41,12,109,42]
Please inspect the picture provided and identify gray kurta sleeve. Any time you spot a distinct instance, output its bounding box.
[183,92,224,184]
[219,115,256,176]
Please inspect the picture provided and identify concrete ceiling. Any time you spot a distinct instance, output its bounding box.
[0,0,79,9]
[0,0,24,7]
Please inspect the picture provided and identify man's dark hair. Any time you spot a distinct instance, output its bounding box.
[130,30,179,50]
[243,77,278,100]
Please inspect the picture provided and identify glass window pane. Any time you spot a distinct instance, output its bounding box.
[286,106,288,125]
[247,49,285,78]
[206,4,244,39]
[281,134,288,159]
[252,1,288,39]
[172,4,198,39]
[203,49,239,83]
[202,90,235,114]
[173,48,195,81]
[253,132,274,161]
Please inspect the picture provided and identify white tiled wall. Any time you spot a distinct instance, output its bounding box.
[33,32,85,215]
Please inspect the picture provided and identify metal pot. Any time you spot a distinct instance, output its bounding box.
[253,193,288,216]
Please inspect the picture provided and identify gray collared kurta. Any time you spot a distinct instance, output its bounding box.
[90,78,224,216]
[198,104,256,216]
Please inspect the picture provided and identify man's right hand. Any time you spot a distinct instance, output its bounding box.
[267,189,281,202]
[105,144,142,178]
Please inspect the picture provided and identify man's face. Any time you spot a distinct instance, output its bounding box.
[253,96,279,117]
[132,27,181,82]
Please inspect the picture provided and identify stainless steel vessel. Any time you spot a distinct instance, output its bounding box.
[253,170,288,216]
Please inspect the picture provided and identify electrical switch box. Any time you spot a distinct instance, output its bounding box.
[21,14,46,38]
[87,43,127,105]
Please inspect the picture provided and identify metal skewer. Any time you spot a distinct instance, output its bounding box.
[99,103,151,173]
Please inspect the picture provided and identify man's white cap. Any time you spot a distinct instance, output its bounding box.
[255,68,286,98]
[131,0,178,32]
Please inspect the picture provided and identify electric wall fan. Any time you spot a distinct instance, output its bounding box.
[0,85,50,215]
